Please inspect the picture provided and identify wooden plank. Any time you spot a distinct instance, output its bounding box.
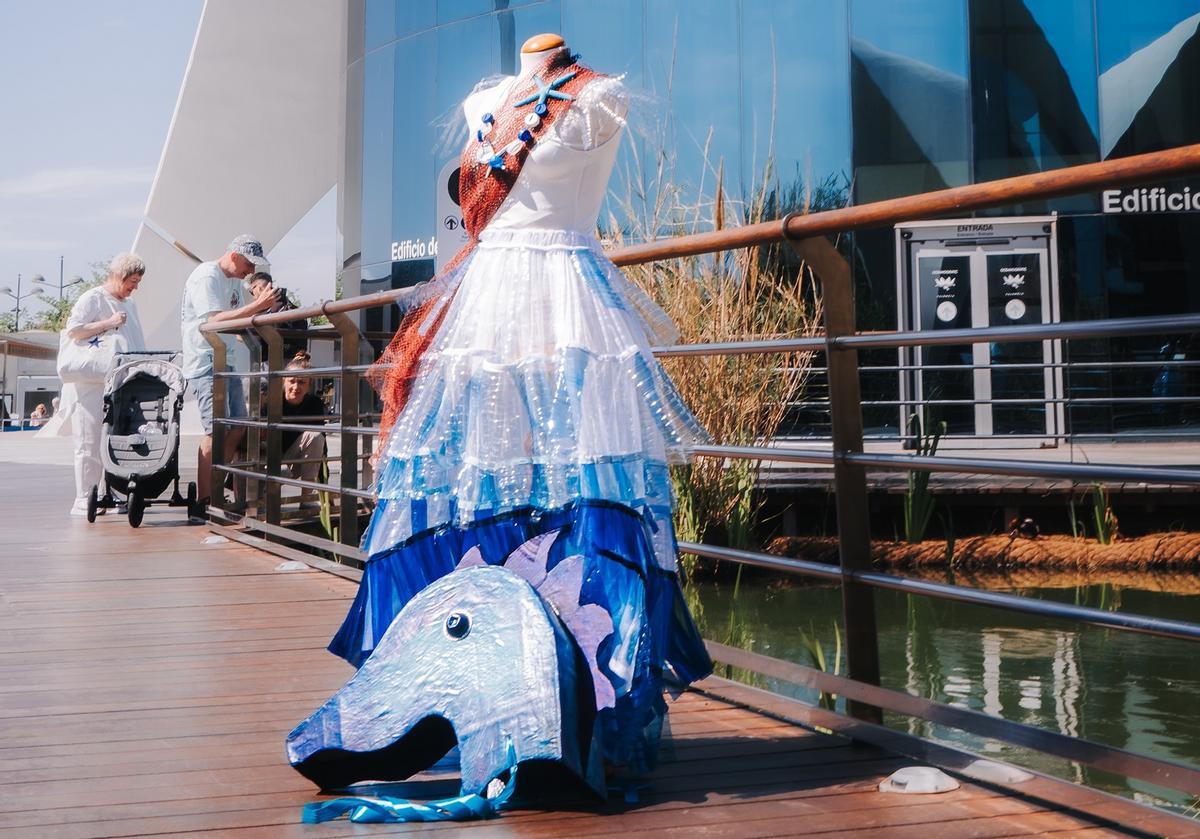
[0,455,1140,837]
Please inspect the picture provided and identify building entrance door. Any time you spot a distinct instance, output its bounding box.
[896,217,1063,447]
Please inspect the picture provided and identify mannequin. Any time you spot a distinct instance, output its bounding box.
[309,33,712,822]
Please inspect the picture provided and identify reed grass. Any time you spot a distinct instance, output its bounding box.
[603,145,827,569]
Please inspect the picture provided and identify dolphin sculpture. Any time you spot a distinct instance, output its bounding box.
[287,531,612,820]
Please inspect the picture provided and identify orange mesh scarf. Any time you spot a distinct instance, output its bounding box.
[369,50,603,441]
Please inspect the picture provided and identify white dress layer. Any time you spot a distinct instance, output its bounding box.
[363,74,707,569]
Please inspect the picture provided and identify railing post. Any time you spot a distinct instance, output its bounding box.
[202,331,228,519]
[244,332,264,515]
[327,310,363,549]
[255,322,284,529]
[788,230,883,723]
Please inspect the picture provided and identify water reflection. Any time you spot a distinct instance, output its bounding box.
[696,576,1200,810]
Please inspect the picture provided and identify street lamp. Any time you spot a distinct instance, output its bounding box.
[0,274,45,331]
[33,258,84,299]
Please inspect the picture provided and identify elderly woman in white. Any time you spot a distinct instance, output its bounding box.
[62,253,147,516]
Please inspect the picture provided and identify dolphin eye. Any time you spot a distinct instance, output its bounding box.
[445,612,471,639]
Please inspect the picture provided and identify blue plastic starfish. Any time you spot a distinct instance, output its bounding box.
[513,70,578,108]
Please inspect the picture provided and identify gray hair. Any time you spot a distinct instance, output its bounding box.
[108,252,146,280]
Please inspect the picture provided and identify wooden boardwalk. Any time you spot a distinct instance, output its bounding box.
[0,445,1193,837]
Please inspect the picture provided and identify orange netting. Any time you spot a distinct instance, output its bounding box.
[368,50,604,445]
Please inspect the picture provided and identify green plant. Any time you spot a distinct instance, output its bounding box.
[1067,490,1084,539]
[316,460,340,556]
[941,506,956,567]
[308,274,343,327]
[903,414,945,543]
[797,621,842,710]
[1091,483,1119,545]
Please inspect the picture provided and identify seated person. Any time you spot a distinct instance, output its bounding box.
[29,403,49,427]
[282,351,328,506]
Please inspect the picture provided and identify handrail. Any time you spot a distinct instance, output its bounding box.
[692,443,1200,485]
[202,143,1200,334]
[611,144,1200,266]
[681,543,1200,643]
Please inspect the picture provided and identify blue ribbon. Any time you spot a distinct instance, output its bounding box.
[303,765,518,824]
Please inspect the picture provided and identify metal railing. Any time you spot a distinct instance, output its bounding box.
[202,142,1200,821]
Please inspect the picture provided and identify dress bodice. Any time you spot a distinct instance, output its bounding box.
[462,75,627,234]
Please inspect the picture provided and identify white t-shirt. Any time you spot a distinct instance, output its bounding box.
[181,261,244,378]
[66,286,146,353]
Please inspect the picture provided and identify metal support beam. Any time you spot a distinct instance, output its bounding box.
[244,333,265,515]
[787,231,881,723]
[327,310,364,549]
[255,322,284,528]
[201,331,228,518]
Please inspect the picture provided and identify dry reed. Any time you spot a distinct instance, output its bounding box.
[604,139,825,559]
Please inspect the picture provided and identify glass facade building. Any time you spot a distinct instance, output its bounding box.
[341,0,1200,439]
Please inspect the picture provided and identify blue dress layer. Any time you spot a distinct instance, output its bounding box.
[330,501,710,771]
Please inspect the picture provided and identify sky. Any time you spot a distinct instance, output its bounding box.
[0,1,334,323]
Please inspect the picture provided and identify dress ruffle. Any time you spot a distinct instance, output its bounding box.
[363,229,706,560]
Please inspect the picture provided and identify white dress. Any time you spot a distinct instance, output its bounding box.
[330,70,711,772]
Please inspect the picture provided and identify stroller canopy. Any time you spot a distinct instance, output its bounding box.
[104,352,187,400]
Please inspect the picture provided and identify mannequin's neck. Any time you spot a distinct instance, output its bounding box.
[519,46,564,75]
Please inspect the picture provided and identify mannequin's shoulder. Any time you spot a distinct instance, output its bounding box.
[462,75,515,125]
[554,74,629,150]
[576,75,629,118]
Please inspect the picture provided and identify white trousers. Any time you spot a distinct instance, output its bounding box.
[68,380,105,505]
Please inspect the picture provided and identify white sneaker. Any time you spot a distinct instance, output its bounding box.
[70,499,104,517]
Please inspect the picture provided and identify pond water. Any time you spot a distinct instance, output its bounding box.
[692,572,1200,814]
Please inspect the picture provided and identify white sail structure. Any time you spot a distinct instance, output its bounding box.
[131,0,344,352]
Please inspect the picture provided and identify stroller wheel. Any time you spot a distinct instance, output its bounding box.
[128,492,145,528]
[87,485,98,524]
[187,482,197,506]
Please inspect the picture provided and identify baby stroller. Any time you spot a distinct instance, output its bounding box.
[87,351,195,527]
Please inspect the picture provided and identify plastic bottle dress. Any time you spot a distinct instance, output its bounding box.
[328,53,713,773]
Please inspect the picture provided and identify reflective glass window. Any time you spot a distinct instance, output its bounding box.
[1098,0,1200,158]
[968,0,1099,213]
[360,44,396,275]
[563,0,644,234]
[850,0,971,204]
[740,0,851,212]
[438,0,493,24]
[562,0,643,86]
[389,33,439,285]
[436,14,497,118]
[493,1,562,75]
[644,0,742,212]
[365,0,435,51]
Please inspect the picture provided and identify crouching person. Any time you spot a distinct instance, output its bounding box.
[281,351,328,508]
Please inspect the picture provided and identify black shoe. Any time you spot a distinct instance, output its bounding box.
[187,497,210,524]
